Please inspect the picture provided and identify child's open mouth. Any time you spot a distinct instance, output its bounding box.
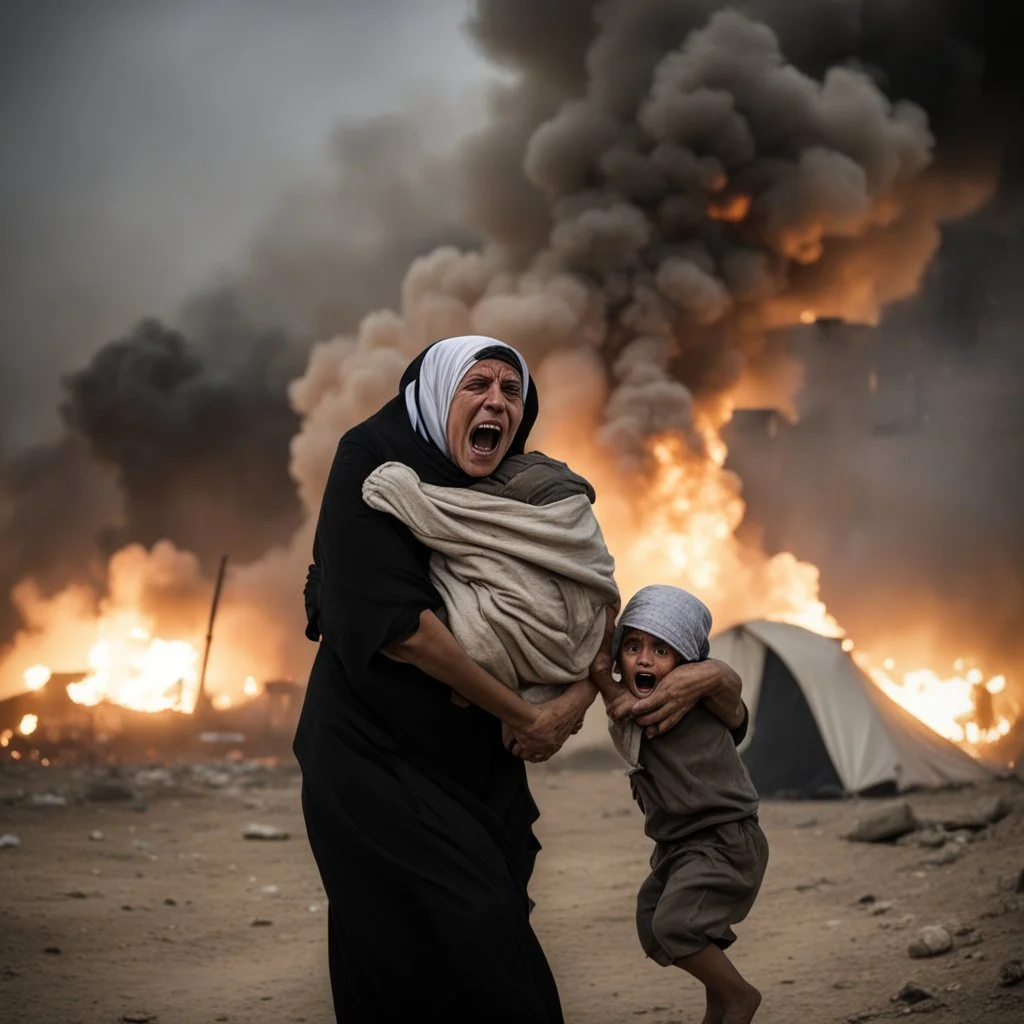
[633,672,658,696]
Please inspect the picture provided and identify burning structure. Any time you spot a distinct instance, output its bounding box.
[0,2,1021,767]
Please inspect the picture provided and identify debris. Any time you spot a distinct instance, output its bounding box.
[857,894,876,904]
[163,898,177,907]
[908,925,953,959]
[915,829,947,849]
[28,793,67,807]
[44,946,62,955]
[845,802,918,843]
[250,918,274,927]
[998,960,1024,987]
[0,833,21,849]
[794,876,834,892]
[260,885,280,895]
[924,846,962,867]
[243,823,289,841]
[120,1014,157,1023]
[86,779,136,802]
[88,830,104,841]
[869,901,894,916]
[927,796,1012,832]
[892,983,933,1005]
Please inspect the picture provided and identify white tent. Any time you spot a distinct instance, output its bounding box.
[711,620,998,797]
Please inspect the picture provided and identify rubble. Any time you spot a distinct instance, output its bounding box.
[27,792,67,807]
[892,983,934,1005]
[86,776,138,802]
[922,796,1013,833]
[243,823,289,841]
[908,925,953,959]
[998,960,1024,987]
[844,802,918,843]
[924,845,963,867]
[0,833,21,849]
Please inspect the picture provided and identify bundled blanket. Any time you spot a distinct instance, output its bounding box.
[361,454,620,705]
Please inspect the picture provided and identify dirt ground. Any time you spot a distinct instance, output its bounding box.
[1,759,1022,1024]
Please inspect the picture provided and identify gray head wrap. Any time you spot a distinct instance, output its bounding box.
[613,585,712,663]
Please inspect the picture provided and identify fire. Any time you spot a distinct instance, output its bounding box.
[1,542,277,719]
[23,664,51,691]
[800,309,817,324]
[596,430,1015,754]
[63,617,201,713]
[851,649,1012,749]
[707,193,752,222]
[604,434,842,639]
[18,713,38,736]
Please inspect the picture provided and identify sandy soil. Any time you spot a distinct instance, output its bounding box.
[1,759,1022,1024]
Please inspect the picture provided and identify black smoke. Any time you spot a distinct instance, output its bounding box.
[2,0,1023,675]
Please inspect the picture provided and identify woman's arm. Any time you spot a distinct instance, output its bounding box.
[588,604,626,703]
[384,609,588,760]
[608,658,745,738]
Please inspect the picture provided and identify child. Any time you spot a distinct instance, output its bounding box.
[612,584,768,1024]
[359,451,619,722]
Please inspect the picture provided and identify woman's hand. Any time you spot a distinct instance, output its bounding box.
[608,659,738,738]
[508,680,596,762]
[588,603,621,701]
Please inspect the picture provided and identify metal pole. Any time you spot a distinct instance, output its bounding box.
[197,555,228,712]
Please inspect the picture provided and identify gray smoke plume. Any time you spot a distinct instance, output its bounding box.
[0,51,474,652]
[2,0,1023,703]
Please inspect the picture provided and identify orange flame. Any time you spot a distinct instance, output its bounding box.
[586,430,1014,753]
[18,713,38,737]
[23,665,51,691]
[64,618,200,713]
[707,193,752,223]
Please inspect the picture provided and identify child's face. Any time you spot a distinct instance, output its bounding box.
[617,628,682,699]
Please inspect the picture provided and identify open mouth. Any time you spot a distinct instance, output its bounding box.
[470,423,502,456]
[634,672,658,696]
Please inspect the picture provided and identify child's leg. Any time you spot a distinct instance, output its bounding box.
[673,944,760,1024]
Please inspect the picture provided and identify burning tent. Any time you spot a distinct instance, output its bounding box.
[711,620,1004,798]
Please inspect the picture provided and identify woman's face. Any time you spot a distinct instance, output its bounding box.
[446,358,525,477]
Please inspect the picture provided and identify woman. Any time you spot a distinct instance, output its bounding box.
[294,335,596,1023]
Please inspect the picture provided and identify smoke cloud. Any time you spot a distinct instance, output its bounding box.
[1,0,1022,713]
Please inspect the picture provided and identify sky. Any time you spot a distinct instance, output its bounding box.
[0,0,492,447]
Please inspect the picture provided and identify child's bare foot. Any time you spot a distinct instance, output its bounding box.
[721,983,761,1024]
[701,990,724,1024]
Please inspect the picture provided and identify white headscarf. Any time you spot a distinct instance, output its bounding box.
[404,335,530,456]
[613,584,713,663]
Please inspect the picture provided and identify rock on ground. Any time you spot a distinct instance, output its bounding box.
[908,925,954,959]
[845,802,918,843]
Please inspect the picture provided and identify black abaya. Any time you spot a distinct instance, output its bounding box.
[293,347,563,1023]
